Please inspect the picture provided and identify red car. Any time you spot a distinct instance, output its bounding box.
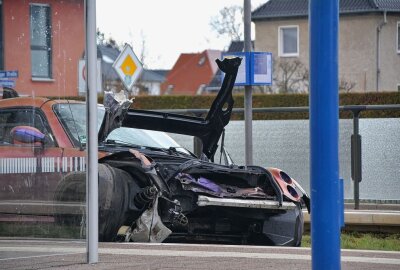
[0,58,309,245]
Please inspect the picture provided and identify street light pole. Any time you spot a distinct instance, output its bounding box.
[85,0,98,264]
[244,0,253,166]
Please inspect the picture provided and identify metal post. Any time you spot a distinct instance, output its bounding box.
[85,0,98,264]
[244,0,253,166]
[351,111,362,209]
[339,178,345,229]
[193,137,203,158]
[309,0,340,269]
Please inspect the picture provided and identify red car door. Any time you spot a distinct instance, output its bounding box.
[0,107,67,218]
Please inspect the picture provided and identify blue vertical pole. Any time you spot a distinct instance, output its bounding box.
[309,0,340,269]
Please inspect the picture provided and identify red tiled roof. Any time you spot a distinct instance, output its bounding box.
[161,50,221,95]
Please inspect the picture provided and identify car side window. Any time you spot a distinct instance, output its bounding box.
[0,111,10,143]
[0,108,55,146]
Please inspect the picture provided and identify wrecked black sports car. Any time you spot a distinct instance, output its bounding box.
[55,57,310,246]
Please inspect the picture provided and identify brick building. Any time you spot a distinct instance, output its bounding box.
[0,0,84,96]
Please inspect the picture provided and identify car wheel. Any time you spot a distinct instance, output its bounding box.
[293,203,304,247]
[53,170,86,231]
[97,163,133,241]
[54,164,133,241]
[247,203,304,246]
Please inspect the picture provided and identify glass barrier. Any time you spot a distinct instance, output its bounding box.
[0,0,86,264]
[359,118,400,201]
[221,118,399,202]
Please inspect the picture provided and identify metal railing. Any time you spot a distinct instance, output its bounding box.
[157,104,400,209]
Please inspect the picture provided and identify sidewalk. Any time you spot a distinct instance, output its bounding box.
[1,240,400,270]
[303,203,400,232]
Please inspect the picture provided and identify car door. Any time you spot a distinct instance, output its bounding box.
[0,107,65,218]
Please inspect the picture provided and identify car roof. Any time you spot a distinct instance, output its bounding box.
[0,97,83,109]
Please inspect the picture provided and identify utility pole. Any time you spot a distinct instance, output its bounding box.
[309,0,341,269]
[85,0,98,264]
[244,0,253,166]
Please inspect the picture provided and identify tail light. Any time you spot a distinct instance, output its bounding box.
[268,168,300,202]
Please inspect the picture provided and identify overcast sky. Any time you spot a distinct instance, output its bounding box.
[97,0,267,69]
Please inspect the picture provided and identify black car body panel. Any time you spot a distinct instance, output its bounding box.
[54,57,310,246]
[122,57,242,160]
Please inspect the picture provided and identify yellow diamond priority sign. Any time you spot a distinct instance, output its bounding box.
[112,44,143,91]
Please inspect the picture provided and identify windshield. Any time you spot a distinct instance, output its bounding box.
[53,103,190,155]
[53,103,105,146]
[106,127,191,155]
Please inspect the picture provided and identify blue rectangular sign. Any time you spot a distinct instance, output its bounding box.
[221,52,272,86]
[250,52,273,86]
[221,52,250,86]
[0,80,16,88]
[0,70,19,79]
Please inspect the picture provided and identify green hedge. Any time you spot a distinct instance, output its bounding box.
[133,92,400,120]
[49,92,400,120]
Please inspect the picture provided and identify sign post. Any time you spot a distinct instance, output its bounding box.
[251,52,272,85]
[86,0,98,264]
[78,59,102,94]
[0,70,18,79]
[0,80,15,88]
[244,0,253,166]
[0,70,18,88]
[112,44,143,92]
[221,52,249,85]
[221,52,272,86]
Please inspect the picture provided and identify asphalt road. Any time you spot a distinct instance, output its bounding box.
[1,239,400,270]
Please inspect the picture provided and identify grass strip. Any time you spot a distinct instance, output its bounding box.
[2,223,400,251]
[302,232,400,251]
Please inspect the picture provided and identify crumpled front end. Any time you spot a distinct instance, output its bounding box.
[102,151,307,246]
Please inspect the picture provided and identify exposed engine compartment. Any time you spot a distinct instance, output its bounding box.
[53,57,308,246]
[90,149,306,246]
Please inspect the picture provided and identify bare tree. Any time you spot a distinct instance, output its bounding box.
[96,28,105,45]
[252,85,273,94]
[138,31,147,68]
[131,31,149,95]
[97,29,120,49]
[210,5,243,41]
[274,59,309,93]
[107,37,119,49]
[339,77,356,93]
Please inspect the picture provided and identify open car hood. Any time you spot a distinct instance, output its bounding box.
[98,57,242,160]
[98,90,133,143]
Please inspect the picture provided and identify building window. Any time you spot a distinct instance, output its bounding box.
[279,26,299,57]
[397,22,400,54]
[30,4,52,78]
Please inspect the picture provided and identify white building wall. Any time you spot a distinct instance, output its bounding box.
[254,13,400,92]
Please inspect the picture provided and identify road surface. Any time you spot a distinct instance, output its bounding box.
[1,239,400,270]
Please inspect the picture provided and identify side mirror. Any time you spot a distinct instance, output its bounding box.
[10,126,45,145]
